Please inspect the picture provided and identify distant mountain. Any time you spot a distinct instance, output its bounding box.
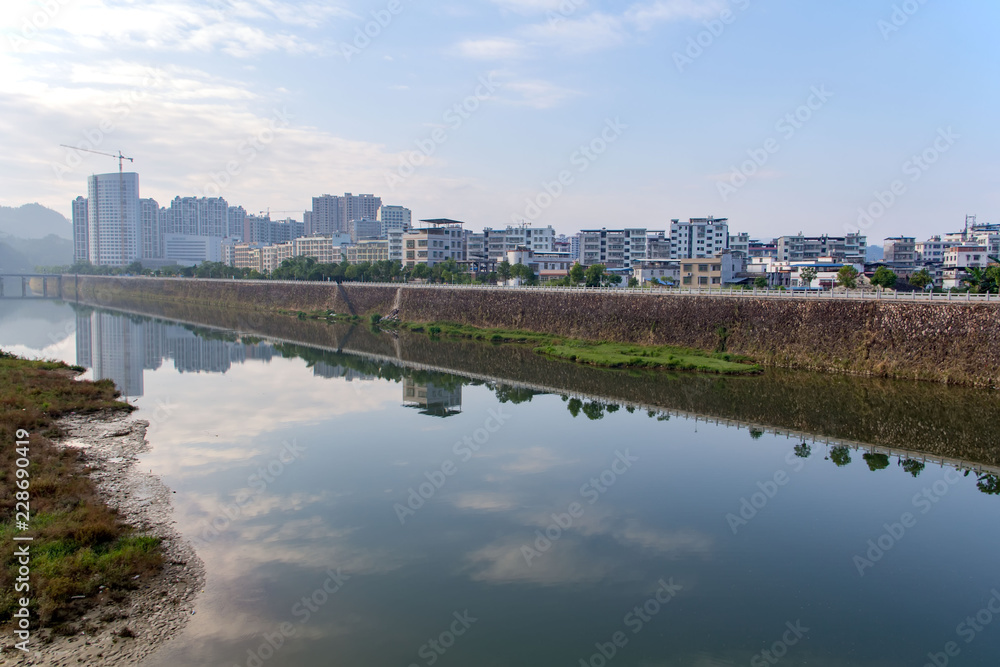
[0,203,72,240]
[866,245,883,262]
[4,235,74,270]
[0,242,33,272]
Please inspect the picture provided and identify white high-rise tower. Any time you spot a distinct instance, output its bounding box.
[87,172,141,266]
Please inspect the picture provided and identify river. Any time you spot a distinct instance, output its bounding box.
[3,299,1000,667]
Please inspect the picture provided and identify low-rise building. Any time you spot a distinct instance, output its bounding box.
[293,235,349,264]
[163,234,224,267]
[915,236,961,263]
[262,242,294,273]
[403,220,466,268]
[505,248,573,282]
[678,251,743,286]
[346,239,390,264]
[944,245,991,269]
[633,260,680,285]
[883,237,917,263]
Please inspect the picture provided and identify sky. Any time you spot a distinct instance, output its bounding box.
[0,0,998,241]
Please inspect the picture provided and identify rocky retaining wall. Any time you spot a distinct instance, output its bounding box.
[65,276,1000,387]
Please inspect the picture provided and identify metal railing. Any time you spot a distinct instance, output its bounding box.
[74,275,999,305]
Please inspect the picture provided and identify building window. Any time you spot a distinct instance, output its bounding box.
[683,276,692,285]
[699,276,709,285]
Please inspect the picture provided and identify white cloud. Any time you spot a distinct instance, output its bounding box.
[455,37,529,60]
[520,12,626,53]
[490,0,586,14]
[0,0,349,58]
[624,0,727,30]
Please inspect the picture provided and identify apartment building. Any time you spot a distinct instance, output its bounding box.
[293,235,349,264]
[482,225,555,260]
[576,228,647,268]
[678,251,743,286]
[309,193,382,236]
[346,239,390,264]
[776,233,867,264]
[944,246,991,269]
[669,217,729,259]
[379,205,411,237]
[883,237,917,263]
[402,220,466,268]
[915,236,960,263]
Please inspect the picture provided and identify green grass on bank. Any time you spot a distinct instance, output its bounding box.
[0,350,162,633]
[392,321,760,375]
[536,342,758,374]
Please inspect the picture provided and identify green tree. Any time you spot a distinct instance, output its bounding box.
[754,276,769,289]
[799,266,818,288]
[870,266,897,290]
[584,263,606,287]
[628,277,639,288]
[794,443,812,458]
[863,452,891,471]
[836,265,859,289]
[829,446,852,467]
[908,268,932,290]
[569,262,585,284]
[497,259,513,284]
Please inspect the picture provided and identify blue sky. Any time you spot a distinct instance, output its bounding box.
[1,0,997,241]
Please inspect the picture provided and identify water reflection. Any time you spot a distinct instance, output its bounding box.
[6,302,1000,666]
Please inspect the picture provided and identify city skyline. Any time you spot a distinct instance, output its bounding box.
[2,1,998,241]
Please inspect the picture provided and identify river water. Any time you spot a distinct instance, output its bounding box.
[3,300,1000,667]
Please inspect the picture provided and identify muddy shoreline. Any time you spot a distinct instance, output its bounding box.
[0,412,204,666]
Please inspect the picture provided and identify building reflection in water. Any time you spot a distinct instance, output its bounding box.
[402,377,462,417]
[75,311,276,398]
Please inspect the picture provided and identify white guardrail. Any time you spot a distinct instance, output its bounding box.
[89,275,1000,305]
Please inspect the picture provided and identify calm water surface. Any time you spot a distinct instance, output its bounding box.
[3,300,1000,667]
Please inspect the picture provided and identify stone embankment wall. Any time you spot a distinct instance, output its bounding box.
[65,276,1000,387]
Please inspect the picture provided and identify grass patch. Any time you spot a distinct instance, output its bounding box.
[537,342,759,374]
[401,322,760,375]
[0,350,163,629]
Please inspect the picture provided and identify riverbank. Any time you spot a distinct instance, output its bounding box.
[0,353,203,665]
[63,276,1000,387]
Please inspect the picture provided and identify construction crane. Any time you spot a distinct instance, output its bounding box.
[60,145,134,267]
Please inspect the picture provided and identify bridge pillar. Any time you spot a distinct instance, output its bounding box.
[42,277,48,298]
[0,276,3,297]
[22,276,26,298]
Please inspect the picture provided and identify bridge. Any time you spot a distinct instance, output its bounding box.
[0,274,64,299]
